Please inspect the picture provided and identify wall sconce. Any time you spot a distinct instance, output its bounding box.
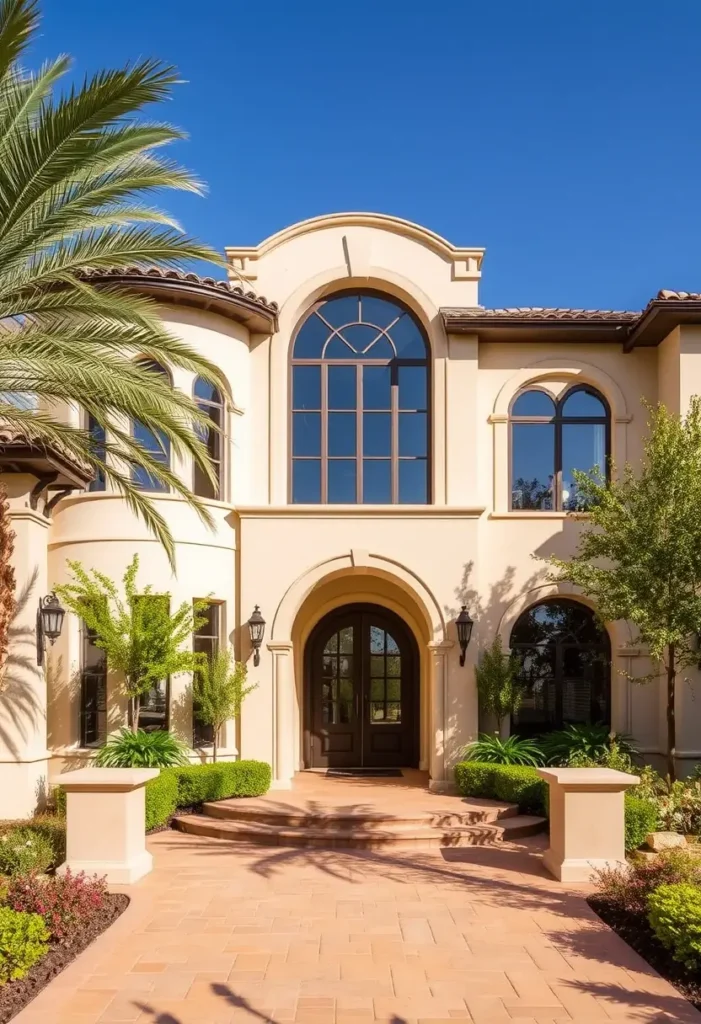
[247,605,266,666]
[36,593,66,665]
[456,605,474,667]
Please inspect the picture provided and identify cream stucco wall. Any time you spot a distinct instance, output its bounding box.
[2,211,701,817]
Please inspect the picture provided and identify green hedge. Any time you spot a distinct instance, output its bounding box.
[624,795,658,853]
[454,762,547,815]
[0,815,66,871]
[144,760,272,831]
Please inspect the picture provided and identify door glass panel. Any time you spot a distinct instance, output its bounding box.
[370,655,385,677]
[370,678,385,700]
[386,702,401,722]
[370,626,385,654]
[339,627,353,653]
[386,655,401,676]
[371,702,386,720]
[387,678,401,700]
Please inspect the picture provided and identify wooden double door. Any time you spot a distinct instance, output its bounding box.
[305,604,419,769]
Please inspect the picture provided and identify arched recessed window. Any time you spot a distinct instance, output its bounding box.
[290,292,430,504]
[193,377,224,500]
[510,385,609,511]
[509,599,610,735]
[132,361,171,493]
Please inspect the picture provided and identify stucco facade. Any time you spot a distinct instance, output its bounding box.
[2,212,701,817]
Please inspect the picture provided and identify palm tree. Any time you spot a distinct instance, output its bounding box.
[0,0,232,678]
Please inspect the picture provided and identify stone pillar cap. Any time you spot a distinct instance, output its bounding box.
[537,766,639,788]
[50,767,159,791]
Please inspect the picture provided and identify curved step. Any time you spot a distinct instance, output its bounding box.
[175,813,546,848]
[200,796,519,829]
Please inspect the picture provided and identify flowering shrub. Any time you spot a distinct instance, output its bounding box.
[4,870,107,942]
[0,827,54,876]
[656,780,701,837]
[593,848,701,915]
[0,906,49,983]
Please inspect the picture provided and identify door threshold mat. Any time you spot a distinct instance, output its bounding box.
[326,768,404,778]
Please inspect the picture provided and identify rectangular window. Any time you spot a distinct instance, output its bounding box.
[135,595,170,732]
[80,624,107,747]
[192,600,222,746]
[87,415,106,492]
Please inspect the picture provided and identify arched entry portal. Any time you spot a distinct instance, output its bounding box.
[304,603,420,769]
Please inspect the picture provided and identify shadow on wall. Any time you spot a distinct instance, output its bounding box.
[0,566,42,760]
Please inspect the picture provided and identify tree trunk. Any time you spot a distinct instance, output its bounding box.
[128,694,140,732]
[667,643,676,782]
[212,725,218,763]
[0,487,16,690]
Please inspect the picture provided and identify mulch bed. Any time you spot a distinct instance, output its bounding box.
[0,892,129,1024]
[588,895,701,1010]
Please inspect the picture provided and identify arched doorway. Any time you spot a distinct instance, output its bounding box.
[509,599,611,736]
[304,603,419,768]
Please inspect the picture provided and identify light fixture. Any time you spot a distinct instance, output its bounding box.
[456,605,474,667]
[247,605,266,666]
[36,593,66,665]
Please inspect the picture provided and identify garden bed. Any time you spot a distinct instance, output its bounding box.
[0,891,129,1023]
[588,894,701,1010]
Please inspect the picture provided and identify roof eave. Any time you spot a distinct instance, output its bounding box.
[624,300,701,351]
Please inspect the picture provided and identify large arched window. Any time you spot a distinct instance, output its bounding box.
[193,377,224,500]
[290,292,430,504]
[509,599,611,735]
[510,385,610,511]
[132,361,171,493]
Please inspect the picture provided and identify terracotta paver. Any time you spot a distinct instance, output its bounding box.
[12,777,701,1023]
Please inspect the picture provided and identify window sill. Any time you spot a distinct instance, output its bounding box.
[237,504,486,519]
[489,511,592,520]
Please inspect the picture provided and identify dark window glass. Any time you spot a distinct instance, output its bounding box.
[510,386,609,511]
[136,595,170,732]
[510,599,610,736]
[132,361,171,493]
[291,293,430,504]
[292,460,321,503]
[193,376,223,500]
[193,601,221,746]
[87,416,106,492]
[80,624,107,747]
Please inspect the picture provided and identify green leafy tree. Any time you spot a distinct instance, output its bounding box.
[55,556,208,730]
[546,399,701,780]
[0,0,232,672]
[475,634,525,733]
[193,649,256,762]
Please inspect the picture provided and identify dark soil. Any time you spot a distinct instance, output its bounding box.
[588,895,701,1010]
[0,892,129,1024]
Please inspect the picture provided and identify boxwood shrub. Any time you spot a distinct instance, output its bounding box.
[624,794,658,853]
[454,761,547,815]
[144,760,271,831]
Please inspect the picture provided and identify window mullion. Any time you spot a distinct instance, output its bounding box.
[321,363,328,503]
[391,364,399,503]
[554,418,562,511]
[356,364,363,503]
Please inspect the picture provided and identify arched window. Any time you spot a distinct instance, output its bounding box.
[132,361,171,492]
[509,599,611,735]
[193,377,224,500]
[510,385,609,511]
[290,292,430,504]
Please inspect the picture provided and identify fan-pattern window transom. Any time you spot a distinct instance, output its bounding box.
[510,385,610,511]
[291,292,430,504]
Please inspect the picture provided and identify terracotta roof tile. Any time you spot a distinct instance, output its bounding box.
[657,289,701,301]
[441,306,639,322]
[79,265,279,313]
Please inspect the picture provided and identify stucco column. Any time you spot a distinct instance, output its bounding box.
[428,640,453,792]
[0,487,51,819]
[268,641,294,789]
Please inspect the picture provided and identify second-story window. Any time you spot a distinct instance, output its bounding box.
[510,385,610,511]
[131,361,171,492]
[87,415,106,492]
[290,292,430,504]
[193,377,224,500]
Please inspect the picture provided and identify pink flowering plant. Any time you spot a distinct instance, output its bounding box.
[4,870,107,942]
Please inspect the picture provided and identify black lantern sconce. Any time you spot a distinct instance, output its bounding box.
[456,605,474,667]
[36,593,66,665]
[247,605,266,666]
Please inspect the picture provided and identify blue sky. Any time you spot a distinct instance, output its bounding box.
[33,1,701,311]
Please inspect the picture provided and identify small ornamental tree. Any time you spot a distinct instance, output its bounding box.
[475,634,525,733]
[55,555,207,729]
[193,648,256,761]
[545,399,701,781]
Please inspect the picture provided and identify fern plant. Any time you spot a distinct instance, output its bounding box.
[463,733,545,767]
[93,728,189,768]
[193,649,256,761]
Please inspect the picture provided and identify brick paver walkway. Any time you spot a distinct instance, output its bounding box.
[13,824,700,1024]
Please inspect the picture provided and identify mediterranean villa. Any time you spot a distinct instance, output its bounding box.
[3,211,701,818]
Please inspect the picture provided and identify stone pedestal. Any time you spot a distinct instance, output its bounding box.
[52,767,158,884]
[537,766,639,882]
